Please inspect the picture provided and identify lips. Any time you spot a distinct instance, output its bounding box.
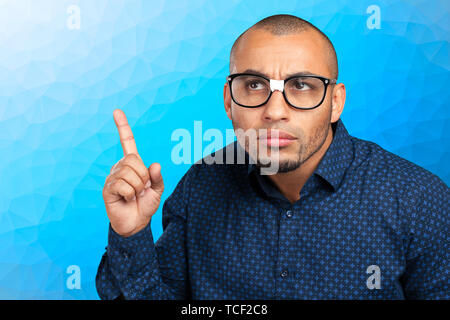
[258,129,297,147]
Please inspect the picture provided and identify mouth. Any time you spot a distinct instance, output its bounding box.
[258,129,297,147]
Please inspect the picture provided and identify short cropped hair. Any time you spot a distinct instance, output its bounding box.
[229,14,338,79]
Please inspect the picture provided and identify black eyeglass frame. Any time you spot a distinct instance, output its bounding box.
[226,73,337,110]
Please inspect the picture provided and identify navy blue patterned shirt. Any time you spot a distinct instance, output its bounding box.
[96,119,449,299]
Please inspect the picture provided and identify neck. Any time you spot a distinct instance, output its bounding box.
[267,124,334,203]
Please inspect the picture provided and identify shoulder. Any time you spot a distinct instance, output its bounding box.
[350,135,449,197]
[348,136,448,244]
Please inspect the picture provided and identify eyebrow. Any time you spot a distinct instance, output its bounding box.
[240,68,320,79]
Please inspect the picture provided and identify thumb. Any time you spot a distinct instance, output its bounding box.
[148,163,164,195]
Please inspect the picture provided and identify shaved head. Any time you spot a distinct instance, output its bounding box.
[229,14,338,79]
[224,14,346,177]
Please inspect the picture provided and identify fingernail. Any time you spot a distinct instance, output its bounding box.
[139,190,145,197]
[145,180,151,189]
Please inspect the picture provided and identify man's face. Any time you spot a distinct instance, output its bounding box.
[224,29,336,173]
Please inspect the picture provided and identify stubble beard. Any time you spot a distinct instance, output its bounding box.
[232,112,332,174]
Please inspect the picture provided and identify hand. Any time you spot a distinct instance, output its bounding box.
[102,109,164,237]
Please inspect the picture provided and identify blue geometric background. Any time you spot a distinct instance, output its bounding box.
[0,0,448,299]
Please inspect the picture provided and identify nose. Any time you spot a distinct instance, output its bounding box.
[262,90,290,123]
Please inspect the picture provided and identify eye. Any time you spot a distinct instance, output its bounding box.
[246,80,265,90]
[292,79,311,90]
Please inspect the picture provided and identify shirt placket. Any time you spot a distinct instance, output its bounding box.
[275,200,296,298]
[274,175,319,299]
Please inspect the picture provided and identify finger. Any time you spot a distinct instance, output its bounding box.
[121,154,150,186]
[109,178,136,202]
[115,165,146,197]
[148,163,164,195]
[113,109,138,156]
[110,157,124,174]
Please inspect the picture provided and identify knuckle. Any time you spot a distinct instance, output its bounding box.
[137,179,145,190]
[121,135,134,142]
[104,175,113,186]
[110,164,118,174]
[110,158,124,173]
[102,184,108,196]
[141,168,150,181]
[117,165,131,177]
[110,179,121,190]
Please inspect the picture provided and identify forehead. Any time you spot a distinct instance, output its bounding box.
[232,29,331,78]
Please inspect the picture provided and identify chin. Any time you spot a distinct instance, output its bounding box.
[257,148,296,162]
[256,154,301,174]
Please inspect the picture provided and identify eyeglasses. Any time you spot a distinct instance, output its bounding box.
[226,73,337,110]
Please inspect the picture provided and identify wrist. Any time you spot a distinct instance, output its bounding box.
[121,219,151,238]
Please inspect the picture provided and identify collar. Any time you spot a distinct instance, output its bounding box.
[247,118,354,192]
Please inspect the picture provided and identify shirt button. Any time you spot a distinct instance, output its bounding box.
[285,210,293,218]
[280,270,288,278]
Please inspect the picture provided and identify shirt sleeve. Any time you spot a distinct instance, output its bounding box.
[401,175,450,299]
[95,165,197,300]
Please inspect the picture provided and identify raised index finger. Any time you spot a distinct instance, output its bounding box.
[113,109,138,155]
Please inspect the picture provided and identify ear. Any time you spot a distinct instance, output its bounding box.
[223,82,232,121]
[330,82,346,123]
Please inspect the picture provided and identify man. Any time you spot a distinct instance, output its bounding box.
[96,14,449,299]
